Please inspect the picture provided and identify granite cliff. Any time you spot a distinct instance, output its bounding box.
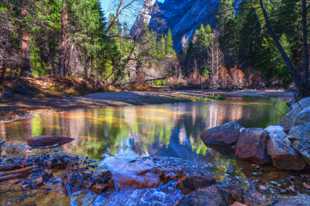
[131,0,243,52]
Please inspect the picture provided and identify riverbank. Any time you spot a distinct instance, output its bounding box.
[0,89,294,123]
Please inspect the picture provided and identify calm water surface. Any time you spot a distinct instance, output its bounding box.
[0,98,288,160]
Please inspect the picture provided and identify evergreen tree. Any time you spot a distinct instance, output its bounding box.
[166,29,175,56]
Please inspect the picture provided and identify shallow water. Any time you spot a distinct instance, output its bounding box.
[0,98,293,206]
[0,98,288,160]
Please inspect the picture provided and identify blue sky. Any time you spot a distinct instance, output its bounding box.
[100,0,142,26]
[100,0,165,27]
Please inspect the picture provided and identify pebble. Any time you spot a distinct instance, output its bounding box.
[303,183,310,190]
[258,185,267,191]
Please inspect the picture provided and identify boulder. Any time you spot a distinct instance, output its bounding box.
[281,97,310,131]
[201,121,243,147]
[176,185,227,206]
[273,194,310,206]
[266,126,306,170]
[288,123,310,165]
[294,107,310,126]
[235,128,270,164]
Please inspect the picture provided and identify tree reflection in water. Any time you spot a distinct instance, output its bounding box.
[0,99,288,160]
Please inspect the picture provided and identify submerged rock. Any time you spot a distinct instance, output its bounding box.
[201,121,242,148]
[100,155,214,190]
[91,170,114,194]
[27,136,74,148]
[288,123,310,166]
[235,128,270,164]
[0,143,31,157]
[266,126,305,171]
[176,185,227,206]
[177,175,216,194]
[273,194,310,206]
[102,181,183,206]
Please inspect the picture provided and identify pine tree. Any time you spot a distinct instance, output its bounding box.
[166,29,175,56]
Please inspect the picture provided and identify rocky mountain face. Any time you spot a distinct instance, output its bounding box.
[131,0,242,52]
[131,0,156,39]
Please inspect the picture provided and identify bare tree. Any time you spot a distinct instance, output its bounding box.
[20,0,32,77]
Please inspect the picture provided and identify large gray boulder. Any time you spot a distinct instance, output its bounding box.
[273,194,310,206]
[281,97,310,131]
[201,121,243,147]
[294,107,310,126]
[288,123,310,165]
[235,128,270,164]
[266,126,306,170]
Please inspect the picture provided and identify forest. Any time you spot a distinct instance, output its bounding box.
[0,1,310,205]
[0,0,309,96]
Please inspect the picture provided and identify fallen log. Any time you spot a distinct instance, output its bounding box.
[0,166,33,177]
[0,163,31,172]
[0,168,32,182]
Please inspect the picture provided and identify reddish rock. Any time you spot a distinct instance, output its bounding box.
[201,121,242,147]
[230,67,246,89]
[91,170,114,194]
[27,136,74,148]
[231,202,247,206]
[235,128,270,164]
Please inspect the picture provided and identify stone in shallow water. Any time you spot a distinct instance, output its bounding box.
[27,136,74,148]
[201,121,242,147]
[103,181,183,206]
[176,185,227,206]
[265,126,305,170]
[288,123,310,166]
[235,128,270,164]
[0,143,31,157]
[273,194,310,206]
[99,155,215,190]
[177,175,216,194]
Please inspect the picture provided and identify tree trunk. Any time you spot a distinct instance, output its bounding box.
[301,0,309,91]
[258,0,308,97]
[59,0,70,77]
[20,2,31,77]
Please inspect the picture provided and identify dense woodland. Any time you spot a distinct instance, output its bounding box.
[0,0,309,96]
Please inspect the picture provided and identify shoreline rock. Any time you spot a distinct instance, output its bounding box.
[266,126,306,171]
[235,128,270,165]
[201,121,242,148]
[288,123,310,166]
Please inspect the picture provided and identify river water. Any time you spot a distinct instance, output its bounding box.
[0,98,288,160]
[0,98,291,205]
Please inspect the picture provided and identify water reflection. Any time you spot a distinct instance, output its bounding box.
[0,98,288,159]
